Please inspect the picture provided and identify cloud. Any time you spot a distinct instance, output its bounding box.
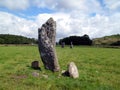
[0,0,120,14]
[0,0,29,10]
[0,11,120,41]
[34,12,72,40]
[35,12,120,40]
[0,0,120,41]
[32,0,105,16]
[0,11,38,38]
[105,0,120,11]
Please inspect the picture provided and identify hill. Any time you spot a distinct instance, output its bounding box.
[0,34,37,44]
[93,34,120,46]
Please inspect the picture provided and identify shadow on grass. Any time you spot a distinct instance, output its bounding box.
[26,65,42,71]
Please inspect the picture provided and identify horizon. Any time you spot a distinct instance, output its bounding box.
[0,33,120,42]
[0,0,120,41]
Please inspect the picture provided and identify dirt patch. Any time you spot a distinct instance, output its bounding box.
[11,74,27,79]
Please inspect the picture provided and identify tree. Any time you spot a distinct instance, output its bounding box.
[111,41,120,46]
[0,38,4,44]
[0,34,37,44]
[59,34,92,45]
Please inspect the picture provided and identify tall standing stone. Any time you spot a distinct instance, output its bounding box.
[38,17,60,72]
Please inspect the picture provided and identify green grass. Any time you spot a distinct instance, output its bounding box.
[0,45,120,90]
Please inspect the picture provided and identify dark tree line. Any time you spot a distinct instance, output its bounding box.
[110,41,120,46]
[59,34,92,45]
[0,34,37,44]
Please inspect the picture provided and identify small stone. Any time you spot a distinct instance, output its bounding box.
[68,62,79,78]
[32,72,39,77]
[31,61,40,70]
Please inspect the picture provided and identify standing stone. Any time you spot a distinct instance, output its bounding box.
[38,17,60,72]
[70,42,73,48]
[68,62,79,78]
[61,42,65,48]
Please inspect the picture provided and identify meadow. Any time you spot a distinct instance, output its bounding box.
[0,45,120,90]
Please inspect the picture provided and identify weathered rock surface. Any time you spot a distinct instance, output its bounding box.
[38,17,60,72]
[61,62,79,78]
[68,62,79,78]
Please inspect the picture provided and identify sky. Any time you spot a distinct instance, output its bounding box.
[0,0,120,41]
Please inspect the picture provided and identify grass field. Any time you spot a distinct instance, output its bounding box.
[0,45,120,90]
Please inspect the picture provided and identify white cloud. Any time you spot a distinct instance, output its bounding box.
[34,12,120,40]
[33,0,85,12]
[32,0,104,16]
[0,11,120,41]
[105,0,120,11]
[35,13,72,40]
[0,0,120,14]
[0,11,38,38]
[0,0,29,10]
[0,0,120,41]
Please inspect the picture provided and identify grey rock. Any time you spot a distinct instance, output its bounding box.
[61,62,79,78]
[38,17,60,72]
[68,62,79,78]
[32,71,39,77]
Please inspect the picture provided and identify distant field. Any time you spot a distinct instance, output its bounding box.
[0,45,120,90]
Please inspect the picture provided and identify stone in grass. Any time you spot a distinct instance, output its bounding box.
[62,62,79,79]
[68,62,79,78]
[32,71,39,77]
[31,61,41,70]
